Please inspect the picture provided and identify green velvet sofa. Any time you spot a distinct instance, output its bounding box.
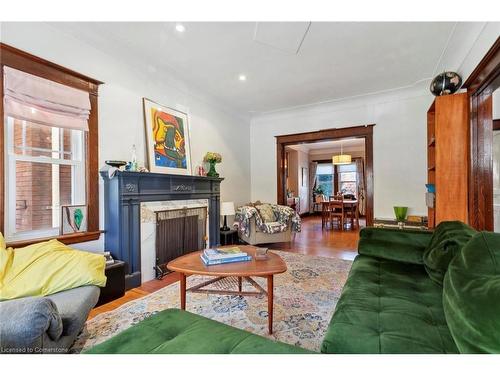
[85,308,312,354]
[86,221,500,354]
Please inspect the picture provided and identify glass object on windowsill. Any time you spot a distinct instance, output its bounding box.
[394,206,408,229]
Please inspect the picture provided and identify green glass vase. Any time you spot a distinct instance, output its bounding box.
[393,206,408,222]
[207,161,219,177]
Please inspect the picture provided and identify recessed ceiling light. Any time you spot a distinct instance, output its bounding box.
[238,74,247,82]
[175,24,185,33]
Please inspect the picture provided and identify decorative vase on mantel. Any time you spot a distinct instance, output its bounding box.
[203,152,222,178]
[207,160,219,177]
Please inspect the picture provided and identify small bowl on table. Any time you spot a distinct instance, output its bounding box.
[255,247,269,260]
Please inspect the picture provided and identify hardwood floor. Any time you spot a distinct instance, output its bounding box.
[271,214,364,261]
[88,214,362,319]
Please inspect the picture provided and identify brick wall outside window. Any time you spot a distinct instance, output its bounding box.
[14,120,72,232]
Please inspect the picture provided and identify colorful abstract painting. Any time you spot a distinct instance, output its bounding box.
[143,98,192,175]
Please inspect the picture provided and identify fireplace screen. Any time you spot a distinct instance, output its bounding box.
[155,206,207,279]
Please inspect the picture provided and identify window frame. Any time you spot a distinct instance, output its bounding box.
[1,43,103,247]
[338,162,358,195]
[5,119,87,241]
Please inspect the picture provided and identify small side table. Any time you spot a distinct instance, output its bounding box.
[220,229,238,246]
[96,260,126,306]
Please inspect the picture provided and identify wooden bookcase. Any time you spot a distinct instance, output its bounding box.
[427,92,469,228]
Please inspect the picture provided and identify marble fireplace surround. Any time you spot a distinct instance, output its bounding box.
[101,171,223,289]
[140,199,209,283]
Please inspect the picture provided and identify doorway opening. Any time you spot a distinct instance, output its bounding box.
[276,125,374,227]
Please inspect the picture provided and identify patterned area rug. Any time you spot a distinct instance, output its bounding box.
[72,251,352,353]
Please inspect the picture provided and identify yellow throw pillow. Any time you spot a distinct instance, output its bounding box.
[0,239,106,300]
[0,232,5,250]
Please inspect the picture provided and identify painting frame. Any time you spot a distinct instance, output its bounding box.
[60,204,88,235]
[143,98,192,175]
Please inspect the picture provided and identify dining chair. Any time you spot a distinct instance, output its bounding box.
[321,200,332,229]
[343,195,359,229]
[329,194,344,230]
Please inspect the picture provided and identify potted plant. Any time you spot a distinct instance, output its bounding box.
[203,152,222,177]
[313,186,325,202]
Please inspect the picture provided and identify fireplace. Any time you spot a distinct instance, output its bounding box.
[101,171,223,289]
[140,199,209,282]
[155,206,208,279]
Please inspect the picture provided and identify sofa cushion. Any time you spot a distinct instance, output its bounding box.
[443,232,500,353]
[358,227,432,265]
[85,308,312,354]
[321,255,458,354]
[423,221,476,285]
[48,285,100,338]
[0,296,63,351]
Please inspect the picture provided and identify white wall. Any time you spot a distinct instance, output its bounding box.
[0,22,251,251]
[251,87,433,218]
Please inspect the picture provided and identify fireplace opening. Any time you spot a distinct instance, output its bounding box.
[155,206,208,279]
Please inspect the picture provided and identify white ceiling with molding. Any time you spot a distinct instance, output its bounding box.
[48,22,477,114]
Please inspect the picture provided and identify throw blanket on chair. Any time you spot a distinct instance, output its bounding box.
[235,203,301,237]
[0,238,106,301]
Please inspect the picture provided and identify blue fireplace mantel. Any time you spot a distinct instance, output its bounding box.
[100,170,224,289]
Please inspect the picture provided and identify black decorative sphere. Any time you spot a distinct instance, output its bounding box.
[430,72,462,96]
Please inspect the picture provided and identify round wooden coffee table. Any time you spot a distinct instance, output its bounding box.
[167,245,287,334]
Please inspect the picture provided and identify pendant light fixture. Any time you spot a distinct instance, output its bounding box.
[332,141,352,165]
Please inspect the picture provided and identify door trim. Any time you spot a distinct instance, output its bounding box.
[463,37,500,230]
[275,124,375,226]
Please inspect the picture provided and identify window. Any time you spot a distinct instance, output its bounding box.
[1,44,101,245]
[316,163,334,197]
[5,118,86,241]
[339,163,357,196]
[315,161,359,198]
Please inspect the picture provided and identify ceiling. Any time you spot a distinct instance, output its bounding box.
[48,22,458,114]
[286,138,365,154]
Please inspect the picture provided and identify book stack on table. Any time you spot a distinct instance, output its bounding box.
[201,247,252,266]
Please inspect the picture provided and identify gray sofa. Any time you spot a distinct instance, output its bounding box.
[0,286,99,354]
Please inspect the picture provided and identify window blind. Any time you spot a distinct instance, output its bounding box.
[3,66,91,131]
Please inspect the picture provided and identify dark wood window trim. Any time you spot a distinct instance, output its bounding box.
[276,124,374,226]
[463,37,500,231]
[0,43,103,247]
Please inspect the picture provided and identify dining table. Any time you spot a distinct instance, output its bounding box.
[328,198,360,229]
